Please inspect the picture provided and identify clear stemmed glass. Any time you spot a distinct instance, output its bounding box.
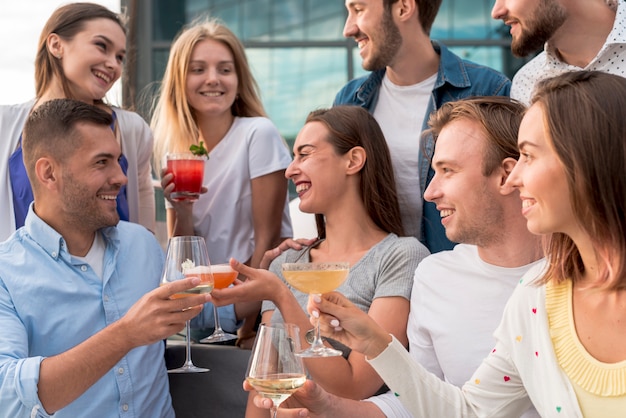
[246,323,307,418]
[162,236,214,373]
[199,264,238,343]
[281,262,350,357]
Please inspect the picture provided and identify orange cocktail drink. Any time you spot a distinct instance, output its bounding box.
[211,264,238,289]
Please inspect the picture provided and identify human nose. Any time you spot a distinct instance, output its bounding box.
[423,174,441,203]
[491,0,506,19]
[285,158,298,180]
[204,67,219,85]
[343,13,357,38]
[112,159,128,187]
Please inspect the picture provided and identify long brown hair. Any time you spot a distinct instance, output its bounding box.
[34,2,126,101]
[305,106,404,238]
[532,71,626,290]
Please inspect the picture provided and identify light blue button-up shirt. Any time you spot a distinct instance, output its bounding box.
[0,210,175,417]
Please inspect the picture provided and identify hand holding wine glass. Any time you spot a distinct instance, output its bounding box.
[281,262,349,357]
[162,236,214,373]
[199,264,239,343]
[246,323,307,418]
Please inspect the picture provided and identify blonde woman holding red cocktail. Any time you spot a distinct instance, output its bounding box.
[152,18,292,343]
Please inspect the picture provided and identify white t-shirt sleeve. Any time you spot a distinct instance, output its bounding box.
[246,118,291,179]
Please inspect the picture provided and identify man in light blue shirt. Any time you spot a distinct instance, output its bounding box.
[0,99,212,417]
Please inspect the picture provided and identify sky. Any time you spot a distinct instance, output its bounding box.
[0,0,120,105]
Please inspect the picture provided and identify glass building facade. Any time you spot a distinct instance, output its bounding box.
[127,0,533,140]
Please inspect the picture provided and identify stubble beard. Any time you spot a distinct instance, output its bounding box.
[362,8,402,71]
[510,0,567,57]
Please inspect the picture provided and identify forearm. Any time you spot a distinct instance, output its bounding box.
[37,320,135,413]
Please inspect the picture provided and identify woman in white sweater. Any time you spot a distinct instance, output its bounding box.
[0,3,155,241]
[310,71,626,418]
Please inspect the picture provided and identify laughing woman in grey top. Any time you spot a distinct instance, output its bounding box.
[210,105,429,416]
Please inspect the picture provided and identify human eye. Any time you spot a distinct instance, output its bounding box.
[116,53,125,64]
[519,151,533,163]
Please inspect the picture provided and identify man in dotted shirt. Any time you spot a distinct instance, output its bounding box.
[491,0,626,105]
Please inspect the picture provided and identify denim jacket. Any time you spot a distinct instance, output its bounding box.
[333,41,511,253]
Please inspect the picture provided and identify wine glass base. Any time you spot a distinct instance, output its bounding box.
[199,332,238,344]
[168,364,210,373]
[297,347,343,358]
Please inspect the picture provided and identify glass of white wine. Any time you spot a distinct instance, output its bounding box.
[246,323,307,418]
[162,236,214,373]
[281,262,350,357]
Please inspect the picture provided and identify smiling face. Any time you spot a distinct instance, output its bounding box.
[344,0,402,71]
[54,18,126,103]
[424,118,507,246]
[286,122,351,215]
[506,104,574,236]
[185,38,239,119]
[57,122,127,231]
[491,0,567,57]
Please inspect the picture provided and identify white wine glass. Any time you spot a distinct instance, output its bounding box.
[246,323,307,418]
[162,236,214,373]
[281,262,350,357]
[199,264,238,343]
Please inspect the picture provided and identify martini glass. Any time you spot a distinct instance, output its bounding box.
[281,262,349,357]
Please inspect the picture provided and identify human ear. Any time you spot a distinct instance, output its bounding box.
[397,0,417,20]
[346,146,366,175]
[46,33,63,59]
[499,157,517,195]
[34,157,59,190]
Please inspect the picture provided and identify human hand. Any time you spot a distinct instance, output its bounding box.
[244,379,330,418]
[308,292,392,359]
[260,237,318,269]
[117,277,210,348]
[209,258,287,306]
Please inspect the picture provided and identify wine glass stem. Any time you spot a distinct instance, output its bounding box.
[271,404,278,418]
[213,304,223,333]
[311,293,325,350]
[184,320,193,367]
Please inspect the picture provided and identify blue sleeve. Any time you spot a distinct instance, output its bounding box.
[191,303,242,334]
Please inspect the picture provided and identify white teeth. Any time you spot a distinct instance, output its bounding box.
[296,184,310,193]
[93,70,111,83]
[522,200,534,209]
[99,195,117,200]
[439,209,454,218]
[201,92,222,97]
[357,40,367,49]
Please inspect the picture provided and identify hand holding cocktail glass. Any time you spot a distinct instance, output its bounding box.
[199,264,239,343]
[282,262,349,357]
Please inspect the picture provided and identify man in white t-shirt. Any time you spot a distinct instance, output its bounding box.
[492,0,625,105]
[248,97,543,417]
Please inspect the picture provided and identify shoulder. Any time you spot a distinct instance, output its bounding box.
[374,235,430,268]
[113,107,151,130]
[334,72,378,105]
[511,53,547,104]
[237,116,280,133]
[0,100,33,123]
[112,222,160,249]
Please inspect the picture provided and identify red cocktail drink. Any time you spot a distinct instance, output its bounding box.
[167,153,205,201]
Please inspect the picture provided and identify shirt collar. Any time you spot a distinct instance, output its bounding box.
[432,40,472,90]
[23,203,120,261]
[544,0,626,63]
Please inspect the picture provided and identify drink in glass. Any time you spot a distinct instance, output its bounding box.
[281,262,349,357]
[166,153,205,201]
[199,264,238,343]
[246,323,306,418]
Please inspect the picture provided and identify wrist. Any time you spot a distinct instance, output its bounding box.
[365,332,393,360]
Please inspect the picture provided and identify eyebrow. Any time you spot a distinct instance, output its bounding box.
[517,140,537,150]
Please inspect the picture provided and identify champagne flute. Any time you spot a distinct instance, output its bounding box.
[162,236,214,373]
[199,264,238,343]
[281,262,350,357]
[246,323,307,418]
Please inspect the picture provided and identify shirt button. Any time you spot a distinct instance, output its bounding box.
[80,265,87,272]
[51,252,57,257]
[122,404,129,412]
[104,295,109,302]
[118,367,124,374]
